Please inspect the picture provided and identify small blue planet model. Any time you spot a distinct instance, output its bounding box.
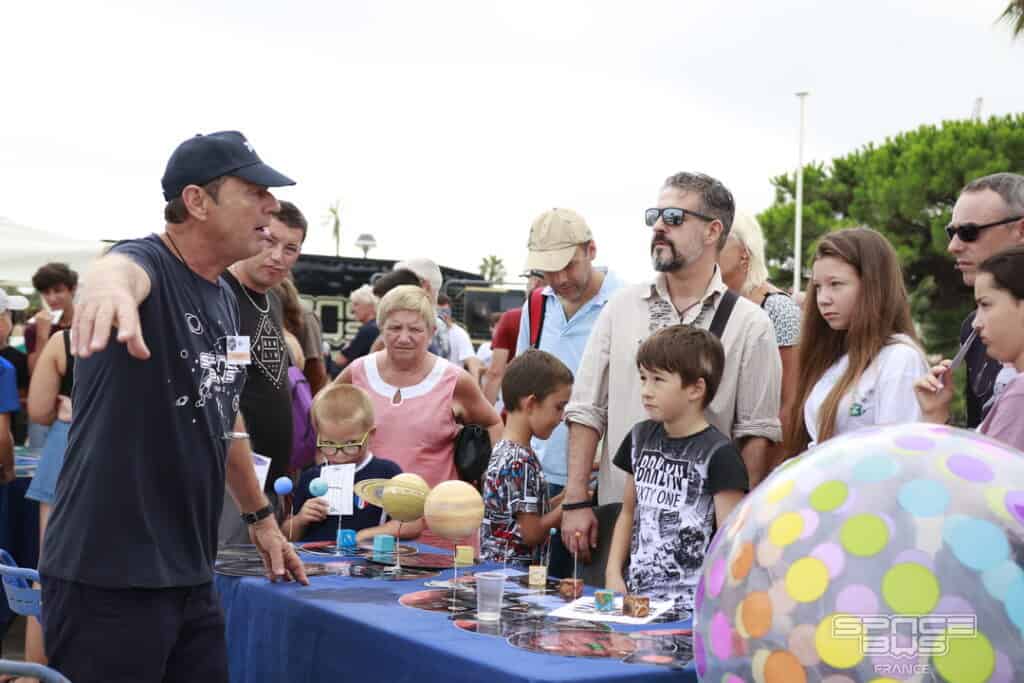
[273,476,293,496]
[309,477,329,497]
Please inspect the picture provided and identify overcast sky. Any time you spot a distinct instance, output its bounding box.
[2,0,1021,283]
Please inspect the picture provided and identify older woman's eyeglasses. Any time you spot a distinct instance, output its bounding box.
[317,431,371,456]
[645,207,716,227]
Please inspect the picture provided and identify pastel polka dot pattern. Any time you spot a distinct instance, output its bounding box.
[946,454,994,483]
[809,480,847,512]
[809,542,845,579]
[769,512,804,548]
[766,480,795,504]
[898,479,949,517]
[943,515,1009,571]
[730,543,755,582]
[881,563,939,614]
[785,558,829,603]
[852,456,899,482]
[710,612,732,659]
[840,514,888,556]
[932,630,996,683]
[834,583,878,615]
[764,650,805,683]
[814,614,863,669]
[694,423,1024,682]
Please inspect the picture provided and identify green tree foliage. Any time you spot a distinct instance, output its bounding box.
[759,114,1024,359]
[479,255,507,283]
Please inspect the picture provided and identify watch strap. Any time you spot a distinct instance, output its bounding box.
[241,504,274,525]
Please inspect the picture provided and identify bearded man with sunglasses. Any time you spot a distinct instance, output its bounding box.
[561,172,782,562]
[947,173,1024,427]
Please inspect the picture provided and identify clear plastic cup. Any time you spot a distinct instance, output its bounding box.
[475,572,506,621]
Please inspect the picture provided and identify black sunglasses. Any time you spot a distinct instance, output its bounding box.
[645,207,716,227]
[945,216,1023,243]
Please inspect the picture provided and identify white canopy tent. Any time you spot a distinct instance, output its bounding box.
[0,216,107,286]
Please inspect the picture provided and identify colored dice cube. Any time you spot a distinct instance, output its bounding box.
[594,589,615,612]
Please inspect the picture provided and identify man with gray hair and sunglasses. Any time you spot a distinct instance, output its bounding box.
[560,172,782,562]
[945,172,1024,428]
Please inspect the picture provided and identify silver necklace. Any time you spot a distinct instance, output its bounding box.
[233,270,270,314]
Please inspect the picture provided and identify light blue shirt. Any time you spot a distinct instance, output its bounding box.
[515,268,626,485]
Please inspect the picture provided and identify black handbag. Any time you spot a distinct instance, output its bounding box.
[453,424,492,487]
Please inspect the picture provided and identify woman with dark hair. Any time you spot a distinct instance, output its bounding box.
[784,227,928,456]
[916,245,1024,448]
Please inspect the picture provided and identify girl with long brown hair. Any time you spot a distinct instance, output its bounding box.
[784,227,928,456]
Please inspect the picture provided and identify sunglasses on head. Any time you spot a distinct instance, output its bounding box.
[645,207,716,227]
[317,430,371,456]
[945,215,1023,243]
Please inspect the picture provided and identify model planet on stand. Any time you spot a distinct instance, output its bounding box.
[309,477,329,497]
[423,480,484,540]
[355,476,431,523]
[273,476,293,496]
[383,475,430,522]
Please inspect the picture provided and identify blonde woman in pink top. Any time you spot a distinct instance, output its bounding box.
[337,285,502,549]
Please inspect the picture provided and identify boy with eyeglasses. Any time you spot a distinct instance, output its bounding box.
[283,384,421,542]
[947,173,1024,427]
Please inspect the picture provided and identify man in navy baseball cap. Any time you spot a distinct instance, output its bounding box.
[37,130,308,682]
[161,130,295,201]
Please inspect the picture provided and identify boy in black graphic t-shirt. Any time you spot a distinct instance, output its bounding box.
[606,325,748,611]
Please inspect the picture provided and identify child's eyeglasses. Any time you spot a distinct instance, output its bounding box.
[945,216,1022,243]
[317,431,371,456]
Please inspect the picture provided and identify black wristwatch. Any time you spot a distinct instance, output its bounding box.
[562,500,597,511]
[240,504,274,525]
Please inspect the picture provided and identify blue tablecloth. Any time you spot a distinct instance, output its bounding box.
[216,551,696,683]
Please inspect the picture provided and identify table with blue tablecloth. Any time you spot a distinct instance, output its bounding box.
[216,548,697,683]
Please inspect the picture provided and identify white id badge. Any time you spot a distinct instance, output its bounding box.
[226,335,251,365]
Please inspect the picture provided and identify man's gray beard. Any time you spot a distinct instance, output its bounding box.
[651,247,684,273]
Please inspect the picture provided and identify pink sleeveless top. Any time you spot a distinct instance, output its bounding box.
[350,352,470,550]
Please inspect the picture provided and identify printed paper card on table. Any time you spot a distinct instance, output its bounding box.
[251,453,271,493]
[548,596,675,625]
[320,463,355,516]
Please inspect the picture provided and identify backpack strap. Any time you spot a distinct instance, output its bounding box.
[708,290,738,339]
[529,287,546,349]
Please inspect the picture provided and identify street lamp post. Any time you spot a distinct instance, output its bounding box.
[794,91,809,295]
[355,233,377,259]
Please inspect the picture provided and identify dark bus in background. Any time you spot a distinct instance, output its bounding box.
[291,254,525,348]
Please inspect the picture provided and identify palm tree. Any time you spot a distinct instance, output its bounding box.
[324,201,342,257]
[479,255,507,283]
[1000,0,1024,37]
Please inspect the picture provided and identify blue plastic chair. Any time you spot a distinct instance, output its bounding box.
[0,549,40,618]
[0,660,70,682]
[0,551,68,681]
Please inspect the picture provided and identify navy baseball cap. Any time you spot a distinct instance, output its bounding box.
[161,130,295,201]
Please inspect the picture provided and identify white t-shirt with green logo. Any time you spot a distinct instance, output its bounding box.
[805,334,928,448]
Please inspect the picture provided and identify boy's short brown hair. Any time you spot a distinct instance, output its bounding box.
[636,325,724,408]
[502,349,573,412]
[311,384,375,432]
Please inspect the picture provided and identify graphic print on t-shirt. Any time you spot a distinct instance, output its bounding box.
[616,423,747,611]
[176,326,246,438]
[251,312,286,388]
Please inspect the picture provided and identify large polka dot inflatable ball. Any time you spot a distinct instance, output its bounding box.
[694,423,1024,683]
